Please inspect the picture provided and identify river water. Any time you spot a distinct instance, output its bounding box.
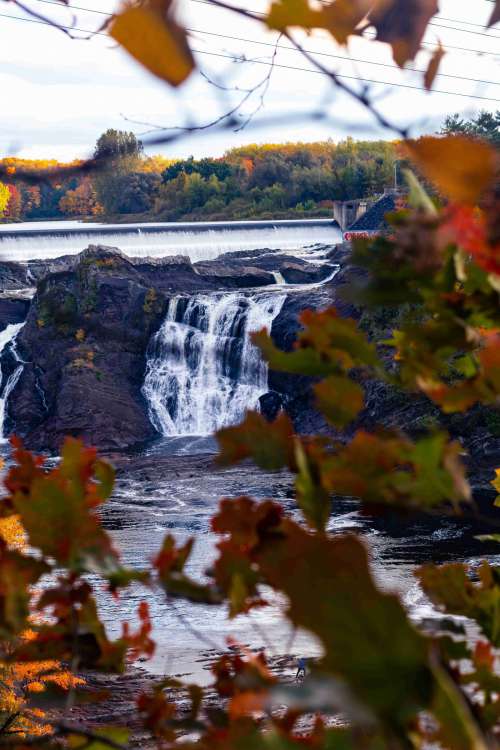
[0,220,498,684]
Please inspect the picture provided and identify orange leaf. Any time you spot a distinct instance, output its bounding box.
[406,135,497,204]
[424,43,445,90]
[110,2,194,86]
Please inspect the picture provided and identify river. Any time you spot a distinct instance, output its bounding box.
[0,220,498,685]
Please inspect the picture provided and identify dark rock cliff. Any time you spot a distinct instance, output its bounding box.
[1,241,498,504]
[8,246,171,452]
[1,244,339,452]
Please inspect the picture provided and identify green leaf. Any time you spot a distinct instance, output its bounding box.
[403,169,438,215]
[68,726,130,750]
[431,658,489,750]
[294,439,331,531]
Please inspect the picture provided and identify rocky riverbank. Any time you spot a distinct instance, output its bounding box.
[0,241,498,505]
[0,243,337,451]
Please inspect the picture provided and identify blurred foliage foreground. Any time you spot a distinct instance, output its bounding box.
[0,128,498,749]
[1,0,500,744]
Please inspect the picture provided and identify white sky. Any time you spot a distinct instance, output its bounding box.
[0,0,499,161]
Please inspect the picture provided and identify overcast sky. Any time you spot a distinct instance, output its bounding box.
[0,0,499,161]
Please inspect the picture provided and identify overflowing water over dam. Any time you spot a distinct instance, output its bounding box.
[0,218,340,263]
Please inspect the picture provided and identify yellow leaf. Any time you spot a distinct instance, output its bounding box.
[110,3,194,86]
[267,0,370,43]
[406,135,497,204]
[267,0,322,32]
[492,468,500,495]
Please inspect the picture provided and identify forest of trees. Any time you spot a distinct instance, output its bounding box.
[0,112,497,224]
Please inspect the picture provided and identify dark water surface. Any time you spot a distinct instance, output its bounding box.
[93,437,500,683]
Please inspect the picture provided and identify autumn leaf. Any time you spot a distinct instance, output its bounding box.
[424,43,445,90]
[322,0,371,44]
[439,204,500,276]
[417,561,500,646]
[314,375,364,428]
[369,0,438,67]
[492,469,500,505]
[267,0,371,44]
[266,0,323,32]
[9,439,119,573]
[154,535,221,604]
[214,508,433,731]
[488,1,500,27]
[110,1,194,86]
[406,135,497,203]
[217,410,295,470]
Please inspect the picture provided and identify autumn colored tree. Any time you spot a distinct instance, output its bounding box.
[4,185,22,221]
[59,177,103,217]
[0,183,9,218]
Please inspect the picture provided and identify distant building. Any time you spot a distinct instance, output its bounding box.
[335,189,404,242]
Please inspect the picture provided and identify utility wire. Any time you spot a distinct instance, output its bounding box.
[186,0,500,58]
[22,0,500,54]
[33,0,500,41]
[33,0,500,39]
[1,10,500,103]
[429,20,500,38]
[24,0,500,88]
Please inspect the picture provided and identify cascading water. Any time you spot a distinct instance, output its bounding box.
[142,292,286,436]
[0,222,341,262]
[0,323,25,442]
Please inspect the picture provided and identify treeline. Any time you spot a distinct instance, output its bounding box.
[0,149,174,222]
[0,136,396,222]
[1,111,497,223]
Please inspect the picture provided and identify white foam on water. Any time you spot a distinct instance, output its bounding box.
[0,323,25,442]
[143,291,286,436]
[0,223,342,263]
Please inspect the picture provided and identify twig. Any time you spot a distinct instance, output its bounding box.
[234,32,283,132]
[11,0,76,37]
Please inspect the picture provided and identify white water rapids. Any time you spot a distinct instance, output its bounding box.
[0,323,24,442]
[142,292,286,436]
[0,221,340,263]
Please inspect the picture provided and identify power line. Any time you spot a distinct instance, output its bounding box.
[429,20,500,38]
[34,0,500,38]
[1,9,500,103]
[187,0,500,58]
[24,0,500,57]
[24,0,500,88]
[435,15,500,30]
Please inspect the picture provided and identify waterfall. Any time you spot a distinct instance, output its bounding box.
[142,292,286,436]
[0,323,25,442]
